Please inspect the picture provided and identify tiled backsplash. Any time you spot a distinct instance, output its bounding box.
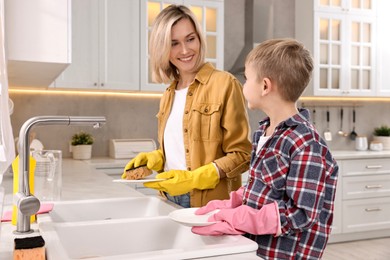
[9,91,390,158]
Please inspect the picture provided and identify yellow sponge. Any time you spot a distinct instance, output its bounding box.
[13,236,45,260]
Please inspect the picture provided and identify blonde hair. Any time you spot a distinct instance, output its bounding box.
[149,5,206,84]
[246,38,313,102]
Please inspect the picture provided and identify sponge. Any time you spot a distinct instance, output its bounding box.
[13,236,45,260]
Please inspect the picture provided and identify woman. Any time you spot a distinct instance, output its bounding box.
[122,5,251,208]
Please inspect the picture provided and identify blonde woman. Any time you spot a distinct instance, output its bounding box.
[122,5,251,208]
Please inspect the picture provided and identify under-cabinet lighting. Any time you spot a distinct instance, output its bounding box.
[9,88,163,98]
[299,96,390,103]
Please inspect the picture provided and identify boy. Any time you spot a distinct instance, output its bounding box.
[192,38,339,259]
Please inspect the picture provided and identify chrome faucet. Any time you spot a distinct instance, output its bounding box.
[15,116,106,234]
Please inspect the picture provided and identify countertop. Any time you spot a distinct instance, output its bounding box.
[0,159,259,260]
[331,150,390,160]
[2,150,389,259]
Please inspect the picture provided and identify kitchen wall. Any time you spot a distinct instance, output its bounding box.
[9,0,390,158]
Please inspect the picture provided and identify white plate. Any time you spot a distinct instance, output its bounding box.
[169,208,219,227]
[112,177,168,183]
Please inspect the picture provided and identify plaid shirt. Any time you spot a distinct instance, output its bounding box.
[243,108,338,259]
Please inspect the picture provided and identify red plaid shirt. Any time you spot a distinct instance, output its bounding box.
[243,109,338,259]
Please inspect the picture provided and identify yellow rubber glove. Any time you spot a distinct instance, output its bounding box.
[121,150,164,179]
[144,163,220,196]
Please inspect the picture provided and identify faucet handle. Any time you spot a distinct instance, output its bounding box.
[16,193,40,216]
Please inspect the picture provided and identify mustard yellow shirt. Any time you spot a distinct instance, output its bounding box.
[156,63,251,207]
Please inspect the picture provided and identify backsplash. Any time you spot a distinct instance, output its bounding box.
[9,91,390,158]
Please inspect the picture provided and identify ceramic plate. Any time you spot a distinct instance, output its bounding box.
[112,177,167,183]
[168,208,219,227]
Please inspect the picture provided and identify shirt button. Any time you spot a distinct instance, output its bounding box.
[187,167,191,171]
[204,108,208,113]
[185,110,189,114]
[184,128,188,133]
[186,149,189,153]
[188,92,193,96]
[248,178,253,183]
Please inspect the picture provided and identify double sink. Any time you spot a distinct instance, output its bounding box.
[37,197,258,259]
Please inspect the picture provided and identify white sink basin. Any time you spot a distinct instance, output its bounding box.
[39,216,258,259]
[38,197,179,223]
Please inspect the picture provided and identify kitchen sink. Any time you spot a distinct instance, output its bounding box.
[39,216,258,259]
[37,197,179,223]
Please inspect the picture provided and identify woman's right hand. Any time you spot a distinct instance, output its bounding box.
[121,150,164,179]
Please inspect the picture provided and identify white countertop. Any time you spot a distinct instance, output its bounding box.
[0,158,260,259]
[0,159,145,259]
[332,150,390,160]
[2,150,389,259]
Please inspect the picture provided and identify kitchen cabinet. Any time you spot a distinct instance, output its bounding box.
[5,0,71,87]
[296,0,377,97]
[329,155,390,243]
[140,0,224,92]
[376,0,390,96]
[52,0,140,90]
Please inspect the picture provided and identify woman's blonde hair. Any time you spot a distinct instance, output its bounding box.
[246,38,313,102]
[149,5,206,84]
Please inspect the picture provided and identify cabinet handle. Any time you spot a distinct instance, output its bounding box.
[365,184,383,189]
[365,208,381,212]
[94,82,97,86]
[365,165,383,169]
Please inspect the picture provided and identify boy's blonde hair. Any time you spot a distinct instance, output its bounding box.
[149,5,206,84]
[245,38,313,102]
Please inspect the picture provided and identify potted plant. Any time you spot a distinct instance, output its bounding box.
[373,125,390,150]
[71,131,94,159]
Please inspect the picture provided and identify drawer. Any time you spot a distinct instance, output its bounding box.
[343,173,390,200]
[342,158,390,176]
[342,197,390,233]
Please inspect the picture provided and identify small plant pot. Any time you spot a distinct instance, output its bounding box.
[372,136,390,150]
[72,145,92,160]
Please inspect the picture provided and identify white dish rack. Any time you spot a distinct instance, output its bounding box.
[109,139,156,159]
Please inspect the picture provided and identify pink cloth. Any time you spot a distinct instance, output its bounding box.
[1,203,54,222]
[192,202,281,236]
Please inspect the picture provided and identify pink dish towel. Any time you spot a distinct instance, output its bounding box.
[1,203,54,222]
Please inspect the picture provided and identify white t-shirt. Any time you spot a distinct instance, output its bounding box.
[256,134,270,155]
[163,87,188,171]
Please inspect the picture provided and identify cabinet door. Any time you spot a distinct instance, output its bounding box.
[314,12,346,96]
[297,0,377,97]
[54,0,140,91]
[99,0,140,90]
[376,0,390,96]
[184,0,224,69]
[53,0,99,89]
[140,1,180,92]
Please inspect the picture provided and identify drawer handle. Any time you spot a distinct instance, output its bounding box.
[365,208,381,212]
[365,165,383,169]
[365,185,383,189]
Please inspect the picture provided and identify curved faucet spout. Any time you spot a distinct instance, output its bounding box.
[15,116,106,234]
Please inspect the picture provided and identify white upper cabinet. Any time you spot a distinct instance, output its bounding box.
[5,0,71,87]
[53,0,140,91]
[140,0,224,92]
[376,0,390,96]
[296,0,378,97]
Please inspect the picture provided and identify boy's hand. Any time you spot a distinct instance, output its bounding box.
[195,187,245,215]
[192,203,281,236]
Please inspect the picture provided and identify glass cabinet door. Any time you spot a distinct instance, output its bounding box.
[316,13,344,93]
[348,17,375,92]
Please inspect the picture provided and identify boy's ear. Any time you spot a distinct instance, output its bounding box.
[262,78,272,95]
